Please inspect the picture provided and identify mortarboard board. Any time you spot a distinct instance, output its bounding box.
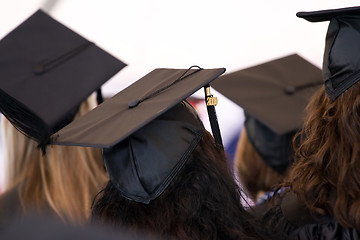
[211,54,322,172]
[51,67,225,203]
[0,9,126,148]
[297,6,360,101]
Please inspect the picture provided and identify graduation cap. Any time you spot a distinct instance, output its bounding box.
[51,66,225,203]
[297,6,360,101]
[211,54,322,173]
[0,9,126,149]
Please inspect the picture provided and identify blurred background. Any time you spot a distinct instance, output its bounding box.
[0,0,359,190]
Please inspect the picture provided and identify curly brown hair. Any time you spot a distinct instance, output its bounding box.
[285,82,360,230]
[91,130,269,239]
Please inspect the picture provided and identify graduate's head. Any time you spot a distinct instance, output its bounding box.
[89,111,261,239]
[0,9,126,223]
[91,128,258,240]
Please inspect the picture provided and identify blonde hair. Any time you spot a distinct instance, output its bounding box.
[234,129,287,202]
[1,94,108,224]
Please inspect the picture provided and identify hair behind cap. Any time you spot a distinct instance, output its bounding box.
[1,95,108,224]
[284,82,360,230]
[92,130,269,239]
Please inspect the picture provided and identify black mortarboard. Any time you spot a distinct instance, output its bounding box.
[211,54,322,173]
[51,67,225,203]
[0,9,126,147]
[297,6,360,101]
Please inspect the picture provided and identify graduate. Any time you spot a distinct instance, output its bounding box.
[211,54,322,206]
[260,6,360,239]
[51,66,272,239]
[0,9,126,226]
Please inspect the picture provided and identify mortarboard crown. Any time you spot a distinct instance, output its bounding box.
[297,6,360,101]
[51,67,225,203]
[211,54,322,173]
[0,9,126,148]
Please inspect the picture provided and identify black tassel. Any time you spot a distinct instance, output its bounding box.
[96,88,104,105]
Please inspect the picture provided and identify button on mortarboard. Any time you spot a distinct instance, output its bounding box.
[0,9,126,146]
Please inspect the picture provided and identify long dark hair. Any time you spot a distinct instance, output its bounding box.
[92,130,267,239]
[285,82,360,230]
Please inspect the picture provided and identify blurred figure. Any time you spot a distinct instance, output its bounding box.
[52,68,272,239]
[0,10,125,226]
[234,115,296,204]
[261,6,360,239]
[211,54,322,204]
